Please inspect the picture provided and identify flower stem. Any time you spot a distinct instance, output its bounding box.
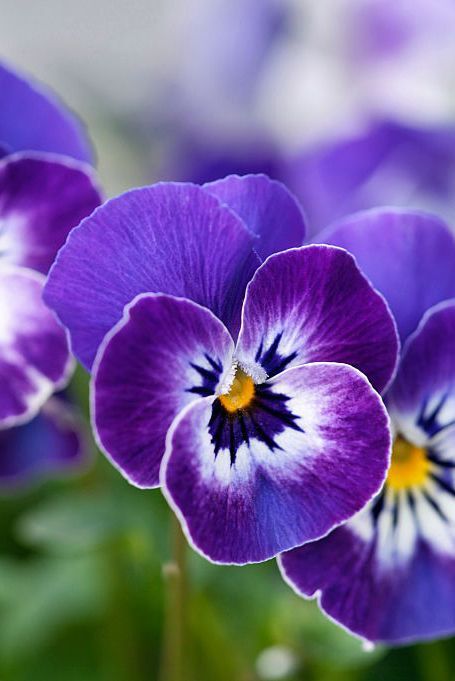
[159,513,187,681]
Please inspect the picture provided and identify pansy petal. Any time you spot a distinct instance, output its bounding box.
[0,61,93,163]
[93,293,234,488]
[236,246,399,393]
[0,396,88,490]
[279,511,455,644]
[0,153,102,275]
[204,174,306,260]
[387,301,455,442]
[319,209,455,343]
[162,362,390,564]
[44,183,258,369]
[0,267,73,428]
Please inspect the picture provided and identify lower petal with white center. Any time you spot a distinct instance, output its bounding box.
[162,362,390,565]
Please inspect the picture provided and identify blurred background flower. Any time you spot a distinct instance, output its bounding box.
[1,0,455,679]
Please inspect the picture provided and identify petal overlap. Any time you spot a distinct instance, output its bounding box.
[0,61,93,163]
[0,267,73,428]
[0,153,101,274]
[162,362,390,564]
[204,174,306,261]
[93,294,235,488]
[319,209,455,343]
[236,246,399,393]
[280,302,455,644]
[44,183,259,369]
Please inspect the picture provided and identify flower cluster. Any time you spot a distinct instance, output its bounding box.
[0,61,101,487]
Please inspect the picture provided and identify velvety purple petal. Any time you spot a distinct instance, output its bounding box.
[204,174,306,260]
[162,362,390,564]
[44,183,259,369]
[0,267,73,428]
[0,144,9,159]
[279,523,455,644]
[318,209,455,343]
[287,120,455,236]
[236,246,399,393]
[93,293,234,488]
[0,61,93,163]
[387,301,455,440]
[0,153,102,275]
[0,395,88,490]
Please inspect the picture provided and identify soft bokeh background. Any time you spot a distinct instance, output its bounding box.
[1,1,455,679]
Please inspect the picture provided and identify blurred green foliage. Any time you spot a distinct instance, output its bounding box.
[0,367,453,681]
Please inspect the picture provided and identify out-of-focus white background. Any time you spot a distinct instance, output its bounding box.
[3,0,455,196]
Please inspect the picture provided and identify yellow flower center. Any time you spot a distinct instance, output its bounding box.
[386,436,433,491]
[219,369,255,413]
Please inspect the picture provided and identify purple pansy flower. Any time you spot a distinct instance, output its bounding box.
[45,174,398,564]
[280,209,455,644]
[0,62,101,434]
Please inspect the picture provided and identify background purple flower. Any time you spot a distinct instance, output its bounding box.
[281,209,455,644]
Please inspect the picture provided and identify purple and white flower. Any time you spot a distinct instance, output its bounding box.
[45,174,398,564]
[0,62,101,433]
[280,209,455,644]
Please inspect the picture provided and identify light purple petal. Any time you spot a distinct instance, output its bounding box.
[0,153,101,275]
[93,293,234,488]
[44,183,259,369]
[0,395,88,490]
[162,362,390,564]
[236,246,399,393]
[204,174,306,260]
[0,61,93,163]
[0,267,73,428]
[319,209,455,343]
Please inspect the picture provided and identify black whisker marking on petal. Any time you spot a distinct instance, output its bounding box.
[429,473,455,497]
[427,451,455,468]
[248,412,283,452]
[186,386,213,397]
[421,489,449,522]
[253,399,303,432]
[392,499,399,529]
[204,353,223,374]
[255,332,299,377]
[371,490,385,526]
[237,412,250,448]
[418,392,455,438]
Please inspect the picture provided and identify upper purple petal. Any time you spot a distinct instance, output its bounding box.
[92,293,234,488]
[0,153,102,275]
[236,245,399,393]
[44,182,259,370]
[0,395,88,491]
[0,267,73,428]
[204,174,306,260]
[318,209,455,344]
[162,362,390,564]
[0,61,93,163]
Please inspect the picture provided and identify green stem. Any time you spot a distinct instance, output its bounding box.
[159,513,187,681]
